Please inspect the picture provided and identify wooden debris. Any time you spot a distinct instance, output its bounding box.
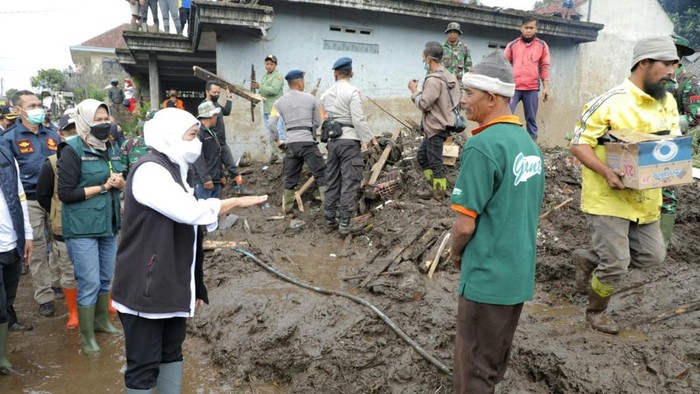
[294,176,316,213]
[428,231,451,279]
[192,66,264,104]
[540,198,574,220]
[650,300,700,324]
[202,240,238,251]
[342,271,407,281]
[367,128,403,186]
[408,227,441,261]
[360,228,423,288]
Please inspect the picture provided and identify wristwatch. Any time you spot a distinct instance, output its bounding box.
[99,185,108,194]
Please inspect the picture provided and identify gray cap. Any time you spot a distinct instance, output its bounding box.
[462,51,515,98]
[631,35,679,69]
[444,22,462,35]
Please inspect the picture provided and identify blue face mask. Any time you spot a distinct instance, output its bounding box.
[26,108,46,125]
[424,62,431,72]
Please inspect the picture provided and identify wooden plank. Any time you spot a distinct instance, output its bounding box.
[294,176,315,213]
[192,65,265,104]
[360,227,423,288]
[367,128,402,185]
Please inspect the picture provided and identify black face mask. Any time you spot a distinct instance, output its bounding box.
[90,122,112,140]
[210,95,220,102]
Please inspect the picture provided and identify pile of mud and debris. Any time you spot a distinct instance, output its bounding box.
[190,127,700,393]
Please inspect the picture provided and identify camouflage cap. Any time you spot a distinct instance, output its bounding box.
[672,33,695,58]
[444,22,463,35]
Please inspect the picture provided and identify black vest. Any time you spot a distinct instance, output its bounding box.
[112,150,199,314]
[0,146,25,259]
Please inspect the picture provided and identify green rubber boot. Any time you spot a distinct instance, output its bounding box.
[432,178,447,201]
[318,185,327,203]
[0,322,18,375]
[282,189,296,214]
[157,361,183,394]
[77,306,100,354]
[422,169,433,183]
[660,213,675,249]
[94,293,119,334]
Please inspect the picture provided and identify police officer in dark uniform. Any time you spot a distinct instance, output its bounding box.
[320,58,378,234]
[269,70,326,214]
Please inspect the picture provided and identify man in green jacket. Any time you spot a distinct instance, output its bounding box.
[253,55,286,145]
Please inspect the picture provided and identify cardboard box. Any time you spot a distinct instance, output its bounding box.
[605,130,693,190]
[443,142,460,167]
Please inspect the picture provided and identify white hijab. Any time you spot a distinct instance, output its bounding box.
[143,108,200,188]
[75,99,110,151]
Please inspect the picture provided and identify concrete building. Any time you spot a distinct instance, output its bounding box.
[70,24,130,75]
[118,0,605,159]
[535,0,677,144]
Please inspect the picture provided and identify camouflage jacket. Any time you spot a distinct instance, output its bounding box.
[442,40,472,87]
[121,136,150,178]
[668,67,700,128]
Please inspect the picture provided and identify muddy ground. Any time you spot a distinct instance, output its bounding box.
[3,133,698,393]
[190,135,700,393]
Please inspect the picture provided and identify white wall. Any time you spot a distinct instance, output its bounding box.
[215,3,585,159]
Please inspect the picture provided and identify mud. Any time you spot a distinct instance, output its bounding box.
[4,146,698,393]
[192,146,700,393]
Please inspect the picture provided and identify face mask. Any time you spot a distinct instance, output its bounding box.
[25,108,46,125]
[90,122,112,141]
[424,62,431,72]
[210,95,220,102]
[170,93,177,98]
[178,138,202,164]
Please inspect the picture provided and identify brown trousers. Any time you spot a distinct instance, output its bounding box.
[453,297,523,394]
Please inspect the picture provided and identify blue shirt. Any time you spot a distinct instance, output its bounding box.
[181,0,191,9]
[0,119,61,199]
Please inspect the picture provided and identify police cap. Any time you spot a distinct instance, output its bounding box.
[332,57,352,71]
[285,69,305,81]
[265,54,278,64]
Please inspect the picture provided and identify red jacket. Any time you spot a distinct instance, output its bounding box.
[504,37,550,91]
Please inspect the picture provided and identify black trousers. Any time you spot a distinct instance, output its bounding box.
[119,312,186,390]
[219,143,239,177]
[0,249,22,325]
[324,139,362,213]
[178,7,190,30]
[284,142,326,190]
[453,297,523,394]
[417,130,449,179]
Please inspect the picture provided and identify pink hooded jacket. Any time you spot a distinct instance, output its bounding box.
[504,37,550,91]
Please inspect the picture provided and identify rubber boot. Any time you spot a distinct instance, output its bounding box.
[571,249,597,293]
[324,210,338,227]
[338,211,363,235]
[586,276,619,335]
[0,322,18,375]
[94,293,119,334]
[77,306,100,354]
[660,212,675,249]
[318,185,327,203]
[131,21,139,31]
[63,288,79,330]
[108,292,117,315]
[157,361,183,394]
[432,178,447,201]
[282,189,296,214]
[140,22,148,32]
[422,169,433,183]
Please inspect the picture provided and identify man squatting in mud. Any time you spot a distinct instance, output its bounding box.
[570,35,680,335]
[449,51,545,393]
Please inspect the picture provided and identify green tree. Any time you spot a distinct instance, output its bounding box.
[30,68,67,91]
[5,88,18,103]
[660,0,700,48]
[533,0,560,9]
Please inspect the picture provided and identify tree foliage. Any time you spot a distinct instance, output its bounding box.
[5,88,18,102]
[533,0,559,9]
[660,0,700,48]
[30,68,67,91]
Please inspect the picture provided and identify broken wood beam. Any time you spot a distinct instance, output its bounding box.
[428,231,451,279]
[360,228,423,288]
[193,66,265,104]
[293,176,315,213]
[367,128,403,186]
[366,97,412,129]
[539,198,574,220]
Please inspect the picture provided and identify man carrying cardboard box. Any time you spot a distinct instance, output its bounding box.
[569,36,681,335]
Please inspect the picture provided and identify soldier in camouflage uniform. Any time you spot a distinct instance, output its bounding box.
[660,35,697,248]
[121,110,156,179]
[442,22,472,88]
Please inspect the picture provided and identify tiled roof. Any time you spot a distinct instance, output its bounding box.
[534,0,587,15]
[80,24,130,49]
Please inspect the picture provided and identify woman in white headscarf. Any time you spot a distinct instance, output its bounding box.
[57,99,125,355]
[111,108,267,393]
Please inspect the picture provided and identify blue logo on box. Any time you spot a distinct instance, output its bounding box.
[638,137,692,166]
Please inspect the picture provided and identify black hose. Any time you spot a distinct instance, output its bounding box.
[233,247,453,376]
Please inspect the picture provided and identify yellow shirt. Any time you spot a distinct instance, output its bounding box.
[570,78,680,224]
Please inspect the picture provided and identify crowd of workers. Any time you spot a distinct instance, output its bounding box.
[0,10,698,394]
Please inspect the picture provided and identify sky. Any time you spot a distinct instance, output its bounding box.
[0,0,537,96]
